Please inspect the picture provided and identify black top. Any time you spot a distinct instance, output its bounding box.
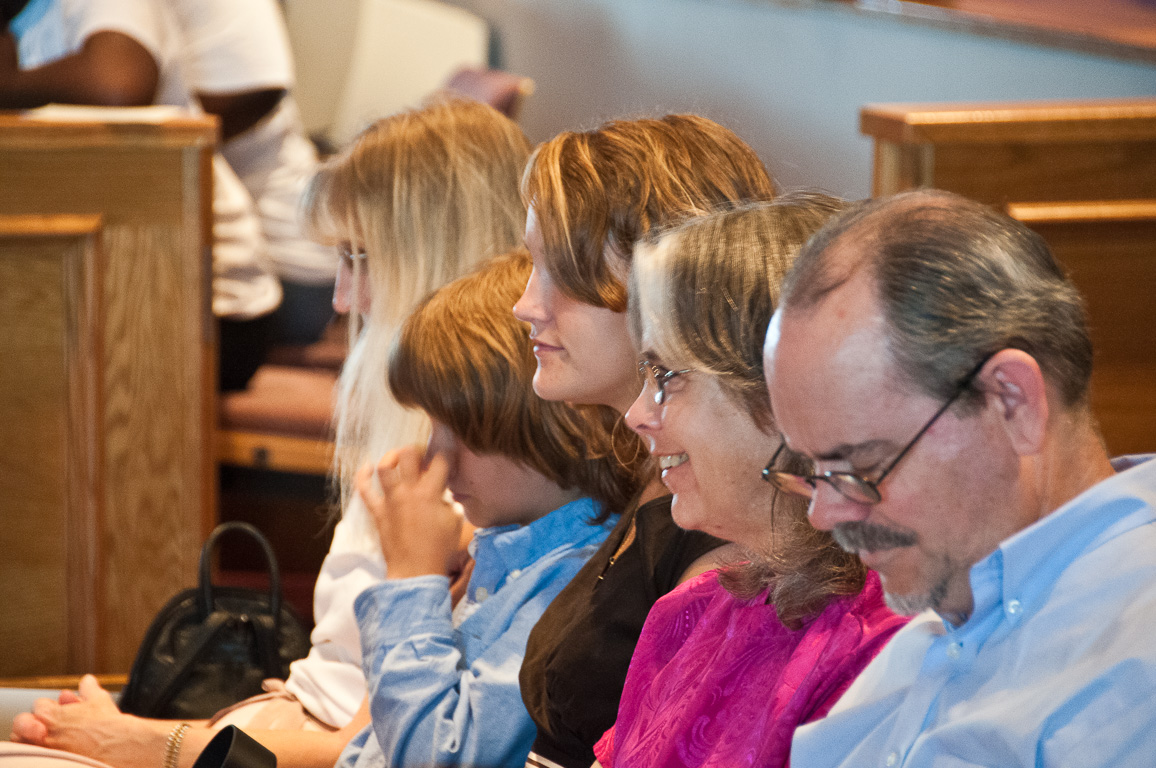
[519,495,725,768]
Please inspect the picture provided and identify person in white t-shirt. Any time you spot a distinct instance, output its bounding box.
[170,0,337,347]
[0,0,282,390]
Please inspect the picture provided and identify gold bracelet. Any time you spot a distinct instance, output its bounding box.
[163,723,191,768]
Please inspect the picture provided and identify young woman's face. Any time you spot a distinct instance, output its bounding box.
[513,207,640,413]
[625,357,780,547]
[426,420,575,529]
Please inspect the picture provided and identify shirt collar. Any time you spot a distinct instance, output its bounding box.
[467,497,610,598]
[963,454,1156,632]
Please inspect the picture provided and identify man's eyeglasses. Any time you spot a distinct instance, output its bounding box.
[338,243,367,270]
[638,360,692,405]
[761,354,993,505]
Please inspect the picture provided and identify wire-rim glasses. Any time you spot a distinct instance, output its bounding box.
[338,242,367,270]
[638,360,692,405]
[761,354,994,505]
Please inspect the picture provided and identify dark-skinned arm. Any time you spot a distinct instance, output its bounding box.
[0,29,157,108]
[198,87,285,142]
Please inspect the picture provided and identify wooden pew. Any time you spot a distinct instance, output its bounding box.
[0,215,102,676]
[0,112,217,675]
[861,99,1156,455]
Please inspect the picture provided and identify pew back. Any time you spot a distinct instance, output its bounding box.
[0,112,217,675]
[862,98,1156,455]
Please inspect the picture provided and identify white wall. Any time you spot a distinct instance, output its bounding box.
[439,0,1156,198]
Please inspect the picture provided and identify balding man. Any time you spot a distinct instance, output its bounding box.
[762,189,1156,767]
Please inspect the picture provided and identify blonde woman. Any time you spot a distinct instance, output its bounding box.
[10,96,532,768]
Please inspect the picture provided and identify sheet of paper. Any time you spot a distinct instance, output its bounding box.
[24,104,194,123]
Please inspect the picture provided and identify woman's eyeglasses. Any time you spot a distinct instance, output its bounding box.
[638,360,692,405]
[338,243,367,270]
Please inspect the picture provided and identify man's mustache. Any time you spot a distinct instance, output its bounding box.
[832,521,918,553]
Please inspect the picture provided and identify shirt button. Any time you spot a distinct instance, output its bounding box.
[946,642,962,660]
[475,587,489,601]
[1007,599,1022,616]
[886,751,899,766]
[509,569,522,579]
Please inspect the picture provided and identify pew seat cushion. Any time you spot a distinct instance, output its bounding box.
[220,365,338,440]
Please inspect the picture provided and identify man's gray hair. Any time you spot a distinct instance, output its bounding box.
[780,190,1093,407]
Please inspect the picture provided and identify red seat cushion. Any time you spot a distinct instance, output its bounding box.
[220,365,338,440]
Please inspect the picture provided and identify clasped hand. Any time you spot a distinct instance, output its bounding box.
[357,445,465,580]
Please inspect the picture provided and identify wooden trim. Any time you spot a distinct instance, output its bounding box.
[841,0,1156,64]
[189,145,218,541]
[0,673,128,691]
[861,99,1156,145]
[218,430,334,476]
[872,141,936,196]
[1007,199,1156,224]
[61,221,104,673]
[0,113,218,149]
[0,216,104,674]
[0,215,104,237]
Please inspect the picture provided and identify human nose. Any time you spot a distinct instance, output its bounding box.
[624,379,662,436]
[332,259,353,314]
[512,267,546,326]
[425,423,459,476]
[805,480,871,532]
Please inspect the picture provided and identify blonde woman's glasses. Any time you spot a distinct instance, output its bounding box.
[338,243,367,270]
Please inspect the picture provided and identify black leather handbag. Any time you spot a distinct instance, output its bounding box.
[118,522,311,719]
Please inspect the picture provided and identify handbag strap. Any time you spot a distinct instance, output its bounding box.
[144,611,238,714]
[197,522,283,632]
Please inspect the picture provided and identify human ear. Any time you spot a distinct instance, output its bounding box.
[978,349,1049,456]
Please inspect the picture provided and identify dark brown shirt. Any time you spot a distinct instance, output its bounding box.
[519,495,725,768]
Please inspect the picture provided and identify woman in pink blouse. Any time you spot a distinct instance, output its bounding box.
[600,194,909,768]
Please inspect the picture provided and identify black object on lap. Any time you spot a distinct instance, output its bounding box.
[192,726,276,768]
[118,522,311,719]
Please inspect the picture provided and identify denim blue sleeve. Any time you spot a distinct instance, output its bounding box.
[349,560,586,768]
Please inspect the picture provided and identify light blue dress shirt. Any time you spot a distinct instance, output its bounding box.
[792,455,1156,768]
[336,497,613,768]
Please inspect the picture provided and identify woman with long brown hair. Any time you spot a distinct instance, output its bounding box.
[512,113,777,768]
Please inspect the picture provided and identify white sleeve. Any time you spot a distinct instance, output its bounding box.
[23,0,192,109]
[17,0,171,72]
[167,0,294,93]
[63,0,170,70]
[282,495,385,728]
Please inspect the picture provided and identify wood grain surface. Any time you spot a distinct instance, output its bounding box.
[0,114,217,674]
[0,217,101,676]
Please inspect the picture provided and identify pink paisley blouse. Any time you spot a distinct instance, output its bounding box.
[593,569,905,768]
